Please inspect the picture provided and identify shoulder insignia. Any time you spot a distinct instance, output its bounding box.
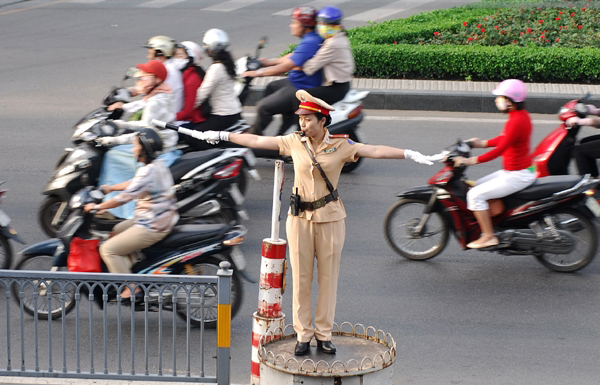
[347,139,356,145]
[330,134,349,139]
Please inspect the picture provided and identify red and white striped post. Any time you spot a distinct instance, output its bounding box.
[251,160,287,385]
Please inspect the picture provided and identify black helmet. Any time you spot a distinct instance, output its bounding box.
[138,128,163,161]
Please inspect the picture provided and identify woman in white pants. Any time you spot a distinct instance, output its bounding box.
[454,79,536,249]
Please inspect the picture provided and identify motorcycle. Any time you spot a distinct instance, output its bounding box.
[14,187,250,328]
[0,181,26,269]
[39,116,254,237]
[383,140,600,272]
[234,37,369,173]
[531,96,591,178]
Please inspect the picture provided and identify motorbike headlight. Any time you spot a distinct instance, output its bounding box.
[559,107,570,115]
[56,159,91,177]
[57,164,76,177]
[69,194,82,209]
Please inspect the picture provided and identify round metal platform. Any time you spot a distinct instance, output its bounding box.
[258,322,396,378]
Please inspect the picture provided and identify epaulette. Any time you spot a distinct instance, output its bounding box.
[330,134,349,139]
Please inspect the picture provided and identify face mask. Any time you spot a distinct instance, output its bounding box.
[171,58,189,70]
[317,24,341,39]
[495,97,508,111]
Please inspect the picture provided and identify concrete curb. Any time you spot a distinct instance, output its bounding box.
[244,77,600,114]
[0,377,247,385]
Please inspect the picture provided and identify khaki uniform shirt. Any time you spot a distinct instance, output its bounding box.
[302,32,355,86]
[276,131,364,223]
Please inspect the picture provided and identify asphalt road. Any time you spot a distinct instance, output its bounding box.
[2,1,600,384]
[3,108,600,385]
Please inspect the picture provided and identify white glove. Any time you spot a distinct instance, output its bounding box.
[566,117,593,127]
[98,137,116,147]
[404,149,434,166]
[202,130,230,145]
[586,104,600,115]
[424,152,447,162]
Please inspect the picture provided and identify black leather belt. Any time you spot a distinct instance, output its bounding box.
[299,190,339,211]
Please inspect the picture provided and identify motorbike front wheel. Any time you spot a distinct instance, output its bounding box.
[39,196,69,238]
[384,199,449,260]
[175,256,243,329]
[534,209,598,272]
[12,254,76,320]
[0,236,12,269]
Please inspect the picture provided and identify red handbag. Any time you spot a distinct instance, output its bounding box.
[67,237,103,273]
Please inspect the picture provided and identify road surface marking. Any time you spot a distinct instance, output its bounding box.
[138,0,186,7]
[202,0,265,12]
[346,0,436,21]
[273,0,350,16]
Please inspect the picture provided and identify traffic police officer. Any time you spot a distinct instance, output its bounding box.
[193,90,435,355]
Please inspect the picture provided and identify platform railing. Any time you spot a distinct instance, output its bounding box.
[0,262,232,384]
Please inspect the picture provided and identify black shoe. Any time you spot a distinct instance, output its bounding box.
[121,293,143,306]
[316,339,336,354]
[294,341,310,356]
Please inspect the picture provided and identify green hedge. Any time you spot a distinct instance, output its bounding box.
[352,43,600,82]
[346,7,494,44]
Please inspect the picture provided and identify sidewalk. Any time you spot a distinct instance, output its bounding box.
[245,77,600,114]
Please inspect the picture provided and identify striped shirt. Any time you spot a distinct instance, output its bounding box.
[114,159,179,232]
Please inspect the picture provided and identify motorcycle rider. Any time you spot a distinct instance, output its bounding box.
[84,128,178,299]
[300,6,354,111]
[144,35,185,113]
[182,90,434,355]
[243,6,323,136]
[98,60,180,219]
[566,106,600,178]
[183,29,243,151]
[173,41,206,125]
[453,79,536,249]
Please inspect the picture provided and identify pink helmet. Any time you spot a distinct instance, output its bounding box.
[492,79,527,102]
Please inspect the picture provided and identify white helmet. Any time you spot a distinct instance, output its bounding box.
[144,35,176,58]
[180,41,203,66]
[202,29,229,55]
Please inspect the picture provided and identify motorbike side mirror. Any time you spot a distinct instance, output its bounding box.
[89,190,105,203]
[575,102,588,118]
[258,36,268,49]
[123,66,138,80]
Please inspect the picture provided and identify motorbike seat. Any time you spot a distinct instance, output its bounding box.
[151,223,229,250]
[170,149,223,181]
[504,175,582,205]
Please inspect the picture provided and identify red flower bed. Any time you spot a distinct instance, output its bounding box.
[428,6,600,47]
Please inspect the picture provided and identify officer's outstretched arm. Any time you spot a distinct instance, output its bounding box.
[357,145,433,165]
[229,133,280,151]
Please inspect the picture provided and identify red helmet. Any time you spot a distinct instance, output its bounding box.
[292,6,317,28]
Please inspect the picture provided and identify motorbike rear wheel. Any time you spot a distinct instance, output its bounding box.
[534,209,598,272]
[175,255,243,328]
[39,196,68,238]
[12,254,76,320]
[0,236,12,269]
[384,199,449,260]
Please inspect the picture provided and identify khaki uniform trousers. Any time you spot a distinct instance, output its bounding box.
[286,215,346,342]
[99,220,169,273]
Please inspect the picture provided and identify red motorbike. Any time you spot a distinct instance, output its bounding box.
[532,98,590,177]
[384,140,600,272]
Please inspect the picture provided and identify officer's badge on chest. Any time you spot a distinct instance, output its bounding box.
[324,147,337,154]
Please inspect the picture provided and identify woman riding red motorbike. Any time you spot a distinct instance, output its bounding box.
[453,79,536,249]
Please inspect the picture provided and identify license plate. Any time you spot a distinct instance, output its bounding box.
[229,184,245,206]
[230,246,246,270]
[586,196,600,217]
[0,209,10,227]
